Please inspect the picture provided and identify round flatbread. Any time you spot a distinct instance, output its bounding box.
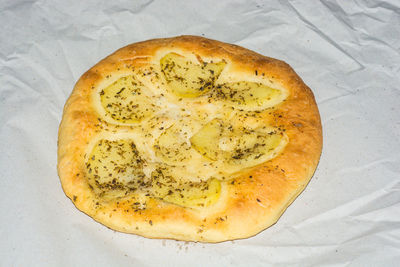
[58,35,322,242]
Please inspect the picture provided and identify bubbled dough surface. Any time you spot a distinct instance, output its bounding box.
[57,35,322,242]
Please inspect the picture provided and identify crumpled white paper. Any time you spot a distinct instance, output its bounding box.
[1,0,399,266]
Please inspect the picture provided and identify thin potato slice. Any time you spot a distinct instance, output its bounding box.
[100,76,157,123]
[86,139,147,198]
[213,81,285,111]
[160,52,225,97]
[151,168,221,208]
[191,119,288,169]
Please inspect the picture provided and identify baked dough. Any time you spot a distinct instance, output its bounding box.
[58,36,322,242]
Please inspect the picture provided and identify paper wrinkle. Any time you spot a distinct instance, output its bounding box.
[0,0,37,12]
[340,223,399,247]
[318,91,354,105]
[320,0,390,27]
[365,1,400,13]
[351,202,400,223]
[1,0,399,265]
[292,179,399,228]
[55,41,76,96]
[282,0,365,73]
[337,158,399,175]
[359,35,400,57]
[106,0,155,15]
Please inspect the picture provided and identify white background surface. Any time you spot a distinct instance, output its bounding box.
[1,0,399,266]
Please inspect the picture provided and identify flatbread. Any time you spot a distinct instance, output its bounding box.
[57,35,322,242]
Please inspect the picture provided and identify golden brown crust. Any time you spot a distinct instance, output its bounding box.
[58,35,322,242]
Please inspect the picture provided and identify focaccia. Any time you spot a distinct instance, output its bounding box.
[57,36,322,242]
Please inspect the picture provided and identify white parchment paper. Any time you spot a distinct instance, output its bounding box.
[0,0,399,266]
